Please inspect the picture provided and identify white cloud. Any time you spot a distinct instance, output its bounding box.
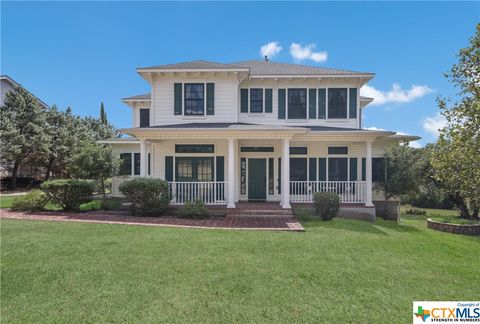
[260,42,282,59]
[360,83,433,106]
[364,126,385,131]
[289,43,327,63]
[408,141,422,148]
[423,113,447,137]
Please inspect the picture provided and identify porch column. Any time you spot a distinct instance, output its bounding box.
[140,139,147,176]
[227,138,236,208]
[281,138,291,209]
[365,140,374,207]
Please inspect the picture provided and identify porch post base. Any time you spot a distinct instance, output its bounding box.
[227,202,236,209]
[364,202,374,207]
[281,202,291,209]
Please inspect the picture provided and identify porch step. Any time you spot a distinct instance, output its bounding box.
[227,209,294,218]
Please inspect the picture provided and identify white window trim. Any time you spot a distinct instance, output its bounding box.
[182,82,207,117]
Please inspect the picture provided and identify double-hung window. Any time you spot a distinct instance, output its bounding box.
[328,88,347,118]
[250,88,263,113]
[184,83,204,115]
[288,88,307,119]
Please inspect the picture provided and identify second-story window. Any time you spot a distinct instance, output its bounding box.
[328,88,347,118]
[288,88,307,119]
[139,108,150,127]
[250,88,263,113]
[184,83,204,115]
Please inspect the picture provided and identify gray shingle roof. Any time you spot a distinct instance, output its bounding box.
[138,60,246,71]
[122,93,151,101]
[231,60,373,76]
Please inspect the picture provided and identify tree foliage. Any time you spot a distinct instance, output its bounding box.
[0,87,50,188]
[69,143,120,197]
[431,24,480,219]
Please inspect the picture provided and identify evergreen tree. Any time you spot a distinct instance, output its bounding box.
[0,87,50,188]
[100,102,107,125]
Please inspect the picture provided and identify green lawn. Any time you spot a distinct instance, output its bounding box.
[0,195,16,208]
[1,210,479,323]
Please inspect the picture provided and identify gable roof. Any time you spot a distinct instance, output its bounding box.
[1,75,49,108]
[122,93,151,101]
[137,60,248,71]
[231,60,373,76]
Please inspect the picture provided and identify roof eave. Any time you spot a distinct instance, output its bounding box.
[248,73,375,79]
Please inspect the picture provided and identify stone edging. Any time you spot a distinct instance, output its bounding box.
[427,218,480,236]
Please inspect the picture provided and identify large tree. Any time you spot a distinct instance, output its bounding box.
[431,24,480,219]
[0,87,50,188]
[69,143,120,197]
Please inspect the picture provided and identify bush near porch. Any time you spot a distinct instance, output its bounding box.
[1,207,479,323]
[119,177,170,216]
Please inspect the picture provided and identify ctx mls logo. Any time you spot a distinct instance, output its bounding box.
[414,306,430,322]
[413,301,480,323]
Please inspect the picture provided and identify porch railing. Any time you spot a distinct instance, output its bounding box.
[290,181,367,203]
[168,181,227,205]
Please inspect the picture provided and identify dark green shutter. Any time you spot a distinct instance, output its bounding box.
[309,158,317,181]
[165,156,173,181]
[362,158,366,181]
[265,89,272,113]
[268,158,274,195]
[240,89,248,113]
[134,153,140,175]
[349,88,357,118]
[278,158,281,194]
[148,153,151,175]
[207,83,215,115]
[174,83,182,115]
[278,89,286,119]
[309,89,317,119]
[349,158,357,181]
[318,89,326,119]
[319,158,326,181]
[216,156,224,181]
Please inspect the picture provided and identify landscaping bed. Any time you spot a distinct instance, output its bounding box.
[427,218,480,236]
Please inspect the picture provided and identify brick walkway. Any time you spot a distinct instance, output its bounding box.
[0,209,304,232]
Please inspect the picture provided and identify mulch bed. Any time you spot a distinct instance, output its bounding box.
[0,209,304,232]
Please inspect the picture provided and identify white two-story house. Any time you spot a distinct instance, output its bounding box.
[102,59,419,219]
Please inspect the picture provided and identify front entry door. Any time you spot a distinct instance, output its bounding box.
[248,159,266,201]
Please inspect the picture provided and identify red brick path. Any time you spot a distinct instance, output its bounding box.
[0,209,304,232]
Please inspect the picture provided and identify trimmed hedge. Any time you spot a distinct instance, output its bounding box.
[118,178,170,216]
[41,179,95,211]
[313,192,340,221]
[179,200,209,218]
[11,190,48,212]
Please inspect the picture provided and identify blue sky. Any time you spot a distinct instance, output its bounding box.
[2,1,478,146]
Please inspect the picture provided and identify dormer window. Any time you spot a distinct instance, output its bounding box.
[184,83,205,115]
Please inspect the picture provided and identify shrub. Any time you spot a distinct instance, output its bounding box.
[405,208,427,216]
[41,179,95,211]
[118,178,170,216]
[100,198,122,211]
[11,190,48,212]
[179,200,209,218]
[313,192,340,221]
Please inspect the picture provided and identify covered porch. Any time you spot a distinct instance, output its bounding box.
[115,124,393,210]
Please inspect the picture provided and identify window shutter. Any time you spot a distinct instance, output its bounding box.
[361,158,366,181]
[148,153,151,175]
[278,89,286,119]
[240,89,248,113]
[349,158,357,181]
[174,83,182,115]
[139,109,150,127]
[134,153,140,175]
[165,156,173,181]
[318,89,326,119]
[207,83,215,115]
[216,156,224,181]
[265,89,273,113]
[349,88,357,118]
[309,89,317,119]
[319,158,326,181]
[309,158,317,181]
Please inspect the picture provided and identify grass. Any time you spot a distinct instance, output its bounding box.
[0,195,121,212]
[2,209,479,323]
[401,205,479,225]
[0,195,15,208]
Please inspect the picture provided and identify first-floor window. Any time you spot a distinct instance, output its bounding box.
[250,88,263,113]
[119,153,132,175]
[175,157,213,182]
[134,153,141,175]
[288,88,307,119]
[184,83,204,115]
[328,158,348,181]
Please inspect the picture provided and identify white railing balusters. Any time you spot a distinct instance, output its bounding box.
[289,181,367,203]
[168,181,227,205]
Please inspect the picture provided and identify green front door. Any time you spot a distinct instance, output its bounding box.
[248,159,266,201]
